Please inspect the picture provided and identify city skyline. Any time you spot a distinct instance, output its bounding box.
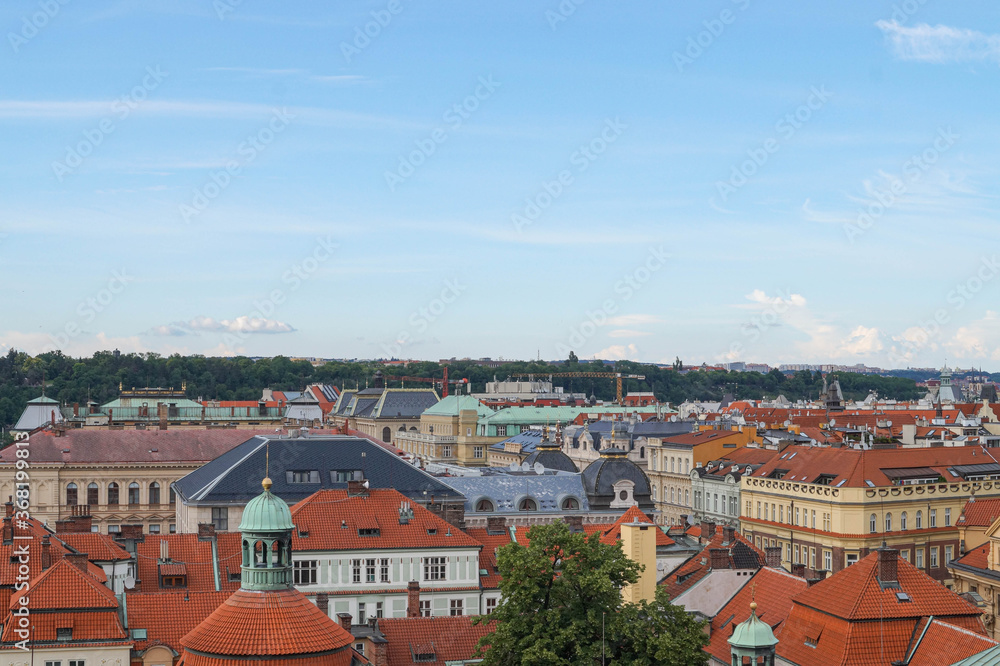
[2,2,999,368]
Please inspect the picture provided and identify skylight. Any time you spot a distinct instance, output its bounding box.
[895,592,911,603]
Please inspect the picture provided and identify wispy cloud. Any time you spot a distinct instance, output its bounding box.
[147,316,295,336]
[876,20,1000,64]
[203,67,367,84]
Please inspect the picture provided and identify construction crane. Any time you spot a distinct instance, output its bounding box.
[515,372,647,404]
[384,367,468,397]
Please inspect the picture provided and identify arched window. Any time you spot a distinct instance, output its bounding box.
[671,457,676,473]
[671,487,676,503]
[475,499,495,512]
[519,498,538,511]
[651,486,658,501]
[561,497,580,511]
[640,446,645,459]
[900,511,907,530]
[870,513,877,533]
[108,482,120,505]
[409,426,417,432]
[916,510,923,529]
[382,427,392,442]
[66,483,78,506]
[169,487,176,505]
[685,489,689,505]
[87,483,99,505]
[149,482,160,506]
[128,482,140,505]
[885,513,892,532]
[398,425,406,431]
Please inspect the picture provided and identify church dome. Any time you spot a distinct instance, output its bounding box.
[581,448,651,498]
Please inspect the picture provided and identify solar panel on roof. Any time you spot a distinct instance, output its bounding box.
[865,480,875,487]
[835,479,847,487]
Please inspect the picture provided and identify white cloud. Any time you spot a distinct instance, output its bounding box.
[591,344,640,361]
[876,20,1000,64]
[148,316,295,336]
[945,311,1000,360]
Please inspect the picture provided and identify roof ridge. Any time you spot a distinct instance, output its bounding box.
[190,436,269,501]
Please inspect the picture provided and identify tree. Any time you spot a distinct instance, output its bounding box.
[475,521,707,666]
[567,351,579,365]
[673,357,683,371]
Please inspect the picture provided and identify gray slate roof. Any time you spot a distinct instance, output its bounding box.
[441,473,589,514]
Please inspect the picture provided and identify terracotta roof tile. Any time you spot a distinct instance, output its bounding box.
[135,533,242,593]
[597,506,674,547]
[907,618,998,665]
[958,498,1000,528]
[954,542,990,570]
[10,557,118,611]
[377,615,494,666]
[127,590,232,654]
[56,532,131,561]
[662,529,764,599]
[290,489,481,552]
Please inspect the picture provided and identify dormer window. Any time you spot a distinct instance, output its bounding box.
[358,528,380,537]
[287,470,320,484]
[56,627,72,641]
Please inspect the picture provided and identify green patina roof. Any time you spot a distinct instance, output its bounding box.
[239,486,294,532]
[423,395,493,418]
[478,404,665,425]
[101,396,203,409]
[26,395,59,404]
[728,609,778,649]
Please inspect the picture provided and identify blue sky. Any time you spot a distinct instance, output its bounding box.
[1,1,999,369]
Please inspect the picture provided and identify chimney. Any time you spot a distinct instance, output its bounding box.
[337,612,353,632]
[65,552,89,573]
[158,403,168,430]
[316,593,330,617]
[765,546,782,569]
[372,640,389,666]
[679,514,689,527]
[407,581,420,618]
[792,562,806,578]
[119,524,144,541]
[347,480,369,497]
[198,523,217,540]
[877,548,898,585]
[564,515,584,533]
[701,520,716,541]
[160,539,169,562]
[2,515,11,545]
[41,535,51,570]
[709,548,729,570]
[5,497,14,518]
[806,571,826,587]
[721,525,736,545]
[486,516,507,536]
[73,402,79,417]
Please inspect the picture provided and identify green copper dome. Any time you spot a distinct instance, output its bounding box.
[239,479,294,532]
[728,606,778,649]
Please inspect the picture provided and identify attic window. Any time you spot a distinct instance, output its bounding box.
[426,528,438,535]
[287,470,320,484]
[896,592,912,603]
[769,469,788,480]
[814,474,837,486]
[358,528,380,537]
[131,628,148,640]
[56,627,72,641]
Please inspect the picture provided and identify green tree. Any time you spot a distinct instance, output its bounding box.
[475,521,707,666]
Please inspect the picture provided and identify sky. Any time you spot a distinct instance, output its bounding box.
[1,1,999,369]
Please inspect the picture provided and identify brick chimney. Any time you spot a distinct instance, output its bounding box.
[120,524,144,541]
[5,497,13,518]
[347,480,369,497]
[791,562,806,578]
[765,546,782,569]
[564,515,584,533]
[158,403,168,430]
[721,525,736,545]
[337,612,353,632]
[197,523,216,540]
[65,552,89,573]
[372,640,389,666]
[316,593,330,617]
[407,581,421,617]
[709,548,729,570]
[41,535,51,570]
[2,514,11,545]
[486,516,507,536]
[877,548,898,585]
[55,511,93,534]
[701,520,716,542]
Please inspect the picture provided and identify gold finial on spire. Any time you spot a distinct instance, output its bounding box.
[750,582,758,612]
[262,441,272,491]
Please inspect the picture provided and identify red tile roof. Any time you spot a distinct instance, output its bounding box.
[954,542,990,570]
[704,567,808,664]
[1,428,272,463]
[907,618,998,665]
[56,532,131,561]
[377,615,494,666]
[127,590,232,654]
[10,556,118,610]
[597,506,674,547]
[463,527,512,590]
[290,489,482,552]
[180,588,354,660]
[958,498,1000,528]
[135,533,242,594]
[662,529,765,599]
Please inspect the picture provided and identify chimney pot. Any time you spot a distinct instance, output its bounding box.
[316,593,329,616]
[721,525,736,545]
[337,612,353,632]
[701,520,717,541]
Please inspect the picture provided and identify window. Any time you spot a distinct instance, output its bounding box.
[486,597,498,614]
[358,602,366,623]
[795,507,800,526]
[56,627,72,641]
[170,487,176,505]
[46,662,63,666]
[945,508,952,526]
[671,457,676,473]
[671,487,675,503]
[450,599,464,616]
[685,489,689,505]
[823,513,831,531]
[476,499,495,512]
[794,544,800,564]
[945,545,954,563]
[779,505,784,523]
[930,509,937,528]
[87,482,99,505]
[714,494,719,512]
[730,497,737,516]
[149,524,161,534]
[496,425,507,437]
[294,560,318,585]
[149,482,160,505]
[358,528,380,537]
[885,513,892,532]
[823,550,832,571]
[757,502,761,519]
[473,446,484,459]
[169,523,176,534]
[651,486,657,501]
[916,548,924,568]
[916,511,923,529]
[66,483,78,505]
[211,507,228,532]
[419,600,432,617]
[287,470,320,484]
[424,557,447,581]
[810,547,816,569]
[108,482,119,505]
[746,500,751,517]
[70,661,85,666]
[352,559,362,583]
[366,558,377,583]
[764,504,769,521]
[811,510,816,529]
[846,553,858,567]
[108,524,120,534]
[332,470,363,483]
[870,514,877,533]
[561,497,580,510]
[900,512,907,531]
[355,642,365,658]
[930,547,939,568]
[441,446,452,457]
[900,549,909,562]
[128,482,140,505]
[519,498,537,511]
[381,558,390,583]
[786,543,792,561]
